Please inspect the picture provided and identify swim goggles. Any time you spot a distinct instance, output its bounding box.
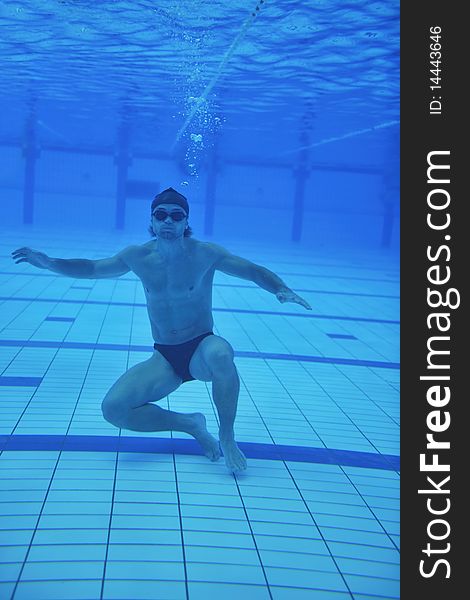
[152,209,187,222]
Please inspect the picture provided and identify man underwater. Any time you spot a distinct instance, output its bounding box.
[12,187,311,471]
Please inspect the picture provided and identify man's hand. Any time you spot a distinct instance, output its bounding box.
[12,247,51,269]
[276,288,312,310]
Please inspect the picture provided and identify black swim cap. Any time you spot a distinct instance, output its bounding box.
[151,187,189,215]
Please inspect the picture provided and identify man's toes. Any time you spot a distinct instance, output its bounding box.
[226,454,247,472]
[237,458,247,470]
[204,442,221,462]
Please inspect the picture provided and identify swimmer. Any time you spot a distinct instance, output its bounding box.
[12,188,311,472]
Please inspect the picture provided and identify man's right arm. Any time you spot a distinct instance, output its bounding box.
[12,246,132,279]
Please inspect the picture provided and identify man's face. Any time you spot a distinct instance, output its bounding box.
[151,203,188,240]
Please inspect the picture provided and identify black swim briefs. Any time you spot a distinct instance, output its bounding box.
[153,332,214,383]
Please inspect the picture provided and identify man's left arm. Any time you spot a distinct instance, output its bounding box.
[215,250,312,310]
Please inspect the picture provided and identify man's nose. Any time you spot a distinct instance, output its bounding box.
[163,215,173,223]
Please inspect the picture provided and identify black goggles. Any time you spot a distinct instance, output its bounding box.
[152,209,187,222]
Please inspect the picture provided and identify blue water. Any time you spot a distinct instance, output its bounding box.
[0,1,400,598]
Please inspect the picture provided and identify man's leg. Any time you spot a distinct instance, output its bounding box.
[189,336,247,471]
[101,352,221,461]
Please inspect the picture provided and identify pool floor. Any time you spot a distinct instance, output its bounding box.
[0,229,400,600]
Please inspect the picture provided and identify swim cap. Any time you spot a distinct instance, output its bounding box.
[151,187,189,215]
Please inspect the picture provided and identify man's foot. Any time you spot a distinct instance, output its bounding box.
[188,413,221,462]
[219,433,247,472]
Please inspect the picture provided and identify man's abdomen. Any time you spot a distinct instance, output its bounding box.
[147,296,214,344]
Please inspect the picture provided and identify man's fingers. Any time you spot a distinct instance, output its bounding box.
[278,292,312,310]
[15,258,28,264]
[293,296,312,310]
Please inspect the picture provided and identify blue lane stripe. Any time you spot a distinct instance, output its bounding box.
[0,340,399,369]
[0,297,399,325]
[44,316,75,322]
[277,272,398,283]
[0,271,399,299]
[214,307,399,325]
[327,333,358,340]
[215,283,399,300]
[0,376,43,387]
[1,269,399,285]
[0,434,400,471]
[236,350,399,369]
[0,339,149,351]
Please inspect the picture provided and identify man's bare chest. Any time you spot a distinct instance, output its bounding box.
[133,253,213,297]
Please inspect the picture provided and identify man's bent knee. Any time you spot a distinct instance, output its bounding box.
[101,399,128,426]
[208,346,236,375]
